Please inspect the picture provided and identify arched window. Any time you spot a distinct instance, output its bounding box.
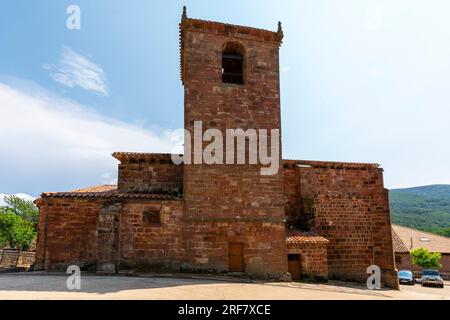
[222,42,244,85]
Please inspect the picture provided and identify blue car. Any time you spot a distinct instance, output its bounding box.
[398,270,415,285]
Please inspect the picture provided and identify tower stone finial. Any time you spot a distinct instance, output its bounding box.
[276,21,284,43]
[181,6,187,23]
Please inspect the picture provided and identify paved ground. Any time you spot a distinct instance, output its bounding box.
[0,272,448,300]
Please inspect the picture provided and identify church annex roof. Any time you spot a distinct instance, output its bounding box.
[39,184,180,200]
[69,185,117,193]
[283,159,380,170]
[112,152,180,163]
[286,229,329,246]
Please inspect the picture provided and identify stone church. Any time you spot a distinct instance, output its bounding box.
[34,8,398,287]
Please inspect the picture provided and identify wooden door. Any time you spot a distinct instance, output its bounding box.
[288,254,301,280]
[228,242,244,272]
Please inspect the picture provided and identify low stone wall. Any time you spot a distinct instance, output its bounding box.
[17,252,36,268]
[0,249,35,269]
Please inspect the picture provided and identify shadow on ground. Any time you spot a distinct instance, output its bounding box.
[0,271,229,295]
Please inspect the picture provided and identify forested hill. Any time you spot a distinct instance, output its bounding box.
[389,184,450,237]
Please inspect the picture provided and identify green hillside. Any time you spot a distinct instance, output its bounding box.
[389,184,450,237]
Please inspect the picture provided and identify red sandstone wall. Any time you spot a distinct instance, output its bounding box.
[182,220,286,276]
[283,161,398,287]
[182,28,284,219]
[35,197,184,272]
[287,244,328,280]
[117,159,183,194]
[119,200,183,270]
[284,164,300,226]
[35,198,107,270]
[314,195,374,281]
[181,23,287,276]
[184,165,284,218]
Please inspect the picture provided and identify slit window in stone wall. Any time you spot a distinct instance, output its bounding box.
[143,210,161,225]
[222,42,244,84]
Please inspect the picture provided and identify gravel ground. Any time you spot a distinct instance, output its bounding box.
[0,272,448,300]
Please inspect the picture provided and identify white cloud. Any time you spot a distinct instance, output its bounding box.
[365,5,382,31]
[100,172,117,185]
[0,193,35,206]
[369,67,381,76]
[0,81,180,195]
[282,66,291,73]
[43,46,109,96]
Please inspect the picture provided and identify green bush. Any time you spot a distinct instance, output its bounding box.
[410,248,442,269]
[0,195,38,250]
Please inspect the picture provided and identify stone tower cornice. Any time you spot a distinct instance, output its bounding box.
[179,6,283,84]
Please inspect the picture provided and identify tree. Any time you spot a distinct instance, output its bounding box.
[436,228,450,238]
[2,195,39,227]
[0,195,38,250]
[410,248,442,269]
[0,213,35,249]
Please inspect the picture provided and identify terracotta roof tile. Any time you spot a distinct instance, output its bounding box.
[283,159,380,170]
[40,184,181,200]
[69,185,117,193]
[392,224,450,254]
[391,227,410,253]
[286,230,329,246]
[112,152,179,163]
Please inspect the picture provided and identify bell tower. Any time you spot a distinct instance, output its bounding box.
[179,7,287,277]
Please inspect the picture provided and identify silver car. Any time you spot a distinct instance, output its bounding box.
[420,269,444,288]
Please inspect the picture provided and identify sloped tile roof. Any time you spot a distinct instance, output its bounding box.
[41,184,117,197]
[112,152,179,163]
[283,159,380,170]
[392,224,450,254]
[39,184,180,200]
[391,227,410,253]
[286,229,329,246]
[69,185,117,193]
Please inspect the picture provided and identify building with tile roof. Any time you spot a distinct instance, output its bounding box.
[33,7,398,288]
[392,224,450,278]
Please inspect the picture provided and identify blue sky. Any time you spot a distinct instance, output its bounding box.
[1,0,450,199]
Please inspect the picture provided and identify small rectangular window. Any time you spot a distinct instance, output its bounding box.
[222,54,243,84]
[288,254,300,261]
[143,211,161,224]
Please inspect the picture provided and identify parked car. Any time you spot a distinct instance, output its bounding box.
[420,269,444,288]
[398,270,415,285]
